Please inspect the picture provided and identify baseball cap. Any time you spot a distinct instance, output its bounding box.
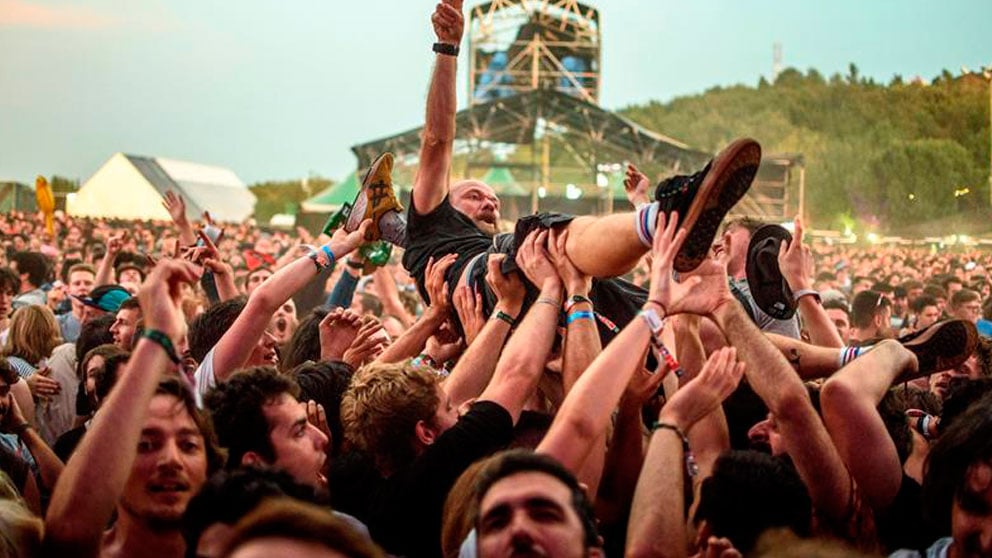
[73,284,131,313]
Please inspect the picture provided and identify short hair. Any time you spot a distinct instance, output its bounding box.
[1,305,62,364]
[204,366,299,469]
[949,288,980,309]
[341,361,441,474]
[0,267,18,295]
[923,393,992,534]
[721,217,765,236]
[822,298,849,316]
[923,284,948,301]
[471,450,600,550]
[850,290,890,329]
[901,279,924,292]
[695,451,812,554]
[183,467,321,557]
[911,294,939,314]
[74,314,115,375]
[66,263,96,280]
[155,376,226,476]
[95,351,130,403]
[280,308,328,372]
[0,359,18,387]
[220,498,384,558]
[118,297,141,313]
[942,276,964,290]
[293,360,354,457]
[188,297,247,364]
[9,252,48,288]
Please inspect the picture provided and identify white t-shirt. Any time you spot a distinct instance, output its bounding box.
[193,347,217,407]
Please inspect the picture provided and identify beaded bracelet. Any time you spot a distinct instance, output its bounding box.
[651,421,699,476]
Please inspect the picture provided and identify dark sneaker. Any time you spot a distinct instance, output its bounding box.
[899,319,978,374]
[655,138,761,272]
[347,152,404,241]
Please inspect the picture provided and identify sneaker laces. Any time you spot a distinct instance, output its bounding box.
[654,162,712,218]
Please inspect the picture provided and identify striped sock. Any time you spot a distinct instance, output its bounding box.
[838,344,872,367]
[634,202,660,248]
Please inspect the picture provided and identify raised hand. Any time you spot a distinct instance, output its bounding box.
[624,163,651,207]
[778,216,813,292]
[659,347,744,431]
[453,285,485,345]
[424,253,458,314]
[432,0,464,45]
[161,191,188,225]
[486,254,525,313]
[138,259,202,343]
[319,308,362,362]
[105,231,127,256]
[547,229,590,296]
[342,317,388,368]
[328,219,372,261]
[647,211,732,317]
[515,229,560,289]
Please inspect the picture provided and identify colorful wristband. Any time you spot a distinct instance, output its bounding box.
[493,310,517,327]
[566,310,595,325]
[141,329,181,364]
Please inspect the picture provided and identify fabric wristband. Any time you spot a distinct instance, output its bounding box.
[566,311,595,325]
[564,294,592,314]
[793,288,821,304]
[321,245,337,270]
[433,42,459,56]
[141,329,181,364]
[493,310,517,327]
[650,421,699,477]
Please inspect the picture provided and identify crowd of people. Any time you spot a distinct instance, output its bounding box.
[3,2,992,557]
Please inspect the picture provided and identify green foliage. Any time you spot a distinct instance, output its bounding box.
[249,177,332,222]
[618,66,991,231]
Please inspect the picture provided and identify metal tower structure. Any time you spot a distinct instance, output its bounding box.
[467,0,601,105]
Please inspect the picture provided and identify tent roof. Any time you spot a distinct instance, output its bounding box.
[301,171,359,212]
[351,89,711,171]
[123,154,256,222]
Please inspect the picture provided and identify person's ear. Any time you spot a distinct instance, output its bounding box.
[414,420,437,447]
[241,451,266,467]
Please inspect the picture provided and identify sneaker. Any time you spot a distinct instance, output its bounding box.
[347,152,404,241]
[899,319,978,374]
[654,138,761,272]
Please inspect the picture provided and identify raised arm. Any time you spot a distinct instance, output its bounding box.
[444,254,525,407]
[820,340,914,510]
[45,260,198,557]
[209,222,369,383]
[162,190,196,247]
[412,0,463,215]
[779,217,842,348]
[374,255,455,363]
[478,230,561,423]
[94,232,124,286]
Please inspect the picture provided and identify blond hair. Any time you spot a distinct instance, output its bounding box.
[1,305,62,365]
[341,361,440,475]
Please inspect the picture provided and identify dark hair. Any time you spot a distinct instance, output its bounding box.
[95,351,130,403]
[183,467,321,558]
[220,498,384,558]
[472,450,601,549]
[911,294,939,314]
[358,293,383,318]
[721,217,765,236]
[941,276,964,290]
[188,296,247,364]
[292,360,354,457]
[949,288,980,309]
[204,366,299,468]
[940,378,992,434]
[850,290,890,329]
[155,376,226,476]
[9,252,48,288]
[923,392,992,534]
[0,359,17,386]
[0,267,18,296]
[280,308,328,372]
[75,314,116,375]
[695,451,813,554]
[923,284,948,301]
[118,297,141,313]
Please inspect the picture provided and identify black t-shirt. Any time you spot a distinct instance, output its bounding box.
[54,425,87,463]
[875,474,938,553]
[403,195,492,305]
[365,400,514,558]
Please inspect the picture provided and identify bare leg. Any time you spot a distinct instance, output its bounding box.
[564,213,647,278]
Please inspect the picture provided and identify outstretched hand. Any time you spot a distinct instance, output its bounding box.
[624,163,651,207]
[659,347,744,431]
[547,229,590,295]
[778,216,813,292]
[424,254,458,315]
[162,191,188,225]
[647,211,731,317]
[138,259,202,343]
[486,254,525,312]
[515,229,560,289]
[328,219,372,261]
[432,0,464,45]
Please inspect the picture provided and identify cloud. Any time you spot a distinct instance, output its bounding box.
[0,0,121,30]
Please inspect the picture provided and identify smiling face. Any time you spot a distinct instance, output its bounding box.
[120,394,208,526]
[451,180,501,236]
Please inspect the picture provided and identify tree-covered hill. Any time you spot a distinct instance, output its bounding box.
[618,65,990,233]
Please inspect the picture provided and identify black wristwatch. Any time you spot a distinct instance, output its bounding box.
[432,42,459,57]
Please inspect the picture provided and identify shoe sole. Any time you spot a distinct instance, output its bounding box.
[347,152,400,241]
[674,138,761,273]
[901,319,978,374]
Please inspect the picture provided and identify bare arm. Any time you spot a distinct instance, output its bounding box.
[210,223,369,382]
[375,265,416,328]
[820,340,912,510]
[45,260,198,557]
[162,191,196,247]
[1,395,64,493]
[412,0,463,215]
[94,232,124,286]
